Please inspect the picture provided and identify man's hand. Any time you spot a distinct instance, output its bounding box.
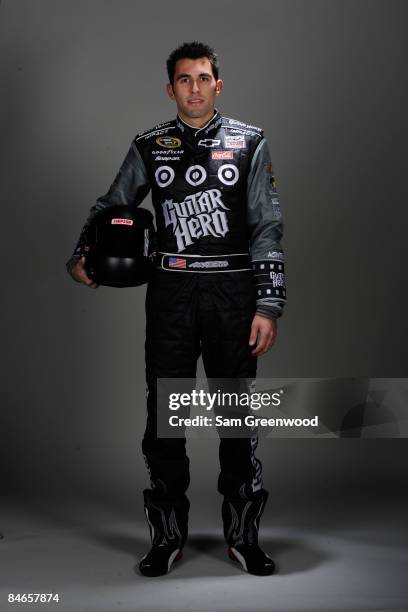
[249,315,277,356]
[69,256,99,289]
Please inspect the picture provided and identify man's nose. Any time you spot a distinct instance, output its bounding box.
[191,79,200,93]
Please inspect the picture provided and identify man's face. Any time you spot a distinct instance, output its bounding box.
[166,57,223,122]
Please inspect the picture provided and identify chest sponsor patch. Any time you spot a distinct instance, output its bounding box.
[111,218,133,225]
[155,155,181,161]
[152,149,184,155]
[225,135,246,149]
[198,139,221,147]
[156,136,181,148]
[162,188,230,252]
[212,150,234,160]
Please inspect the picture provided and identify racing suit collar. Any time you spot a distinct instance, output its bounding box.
[176,109,221,138]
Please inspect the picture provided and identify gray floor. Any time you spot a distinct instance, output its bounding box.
[1,493,407,612]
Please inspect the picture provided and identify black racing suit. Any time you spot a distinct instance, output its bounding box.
[67,110,286,510]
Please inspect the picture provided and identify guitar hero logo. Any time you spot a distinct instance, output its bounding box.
[161,188,230,252]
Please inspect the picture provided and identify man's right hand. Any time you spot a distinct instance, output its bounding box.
[69,256,99,289]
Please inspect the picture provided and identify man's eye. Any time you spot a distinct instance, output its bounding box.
[201,76,209,81]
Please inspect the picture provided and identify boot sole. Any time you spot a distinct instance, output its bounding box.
[139,548,182,578]
[228,547,276,576]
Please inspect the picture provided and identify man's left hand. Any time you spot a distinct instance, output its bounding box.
[249,315,277,356]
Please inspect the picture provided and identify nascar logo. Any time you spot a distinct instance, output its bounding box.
[156,136,182,148]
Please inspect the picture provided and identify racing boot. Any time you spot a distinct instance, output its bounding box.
[222,489,275,576]
[139,489,190,577]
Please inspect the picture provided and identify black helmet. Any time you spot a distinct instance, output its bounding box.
[85,205,156,287]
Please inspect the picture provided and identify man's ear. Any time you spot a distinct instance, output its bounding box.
[215,79,224,96]
[166,83,175,99]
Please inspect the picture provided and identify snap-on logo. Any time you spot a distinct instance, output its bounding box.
[155,136,182,148]
[111,218,134,225]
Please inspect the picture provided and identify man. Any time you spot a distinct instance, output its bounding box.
[67,42,286,577]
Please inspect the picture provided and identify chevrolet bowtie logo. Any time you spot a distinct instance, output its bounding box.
[198,139,221,147]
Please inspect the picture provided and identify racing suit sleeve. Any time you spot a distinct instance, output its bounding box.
[66,139,151,274]
[247,137,287,320]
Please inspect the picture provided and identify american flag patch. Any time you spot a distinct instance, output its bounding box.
[168,257,186,269]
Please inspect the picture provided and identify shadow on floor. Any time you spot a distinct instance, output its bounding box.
[79,527,331,579]
[187,533,332,576]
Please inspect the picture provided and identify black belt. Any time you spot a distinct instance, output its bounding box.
[157,252,251,273]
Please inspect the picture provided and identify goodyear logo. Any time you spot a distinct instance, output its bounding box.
[156,136,181,148]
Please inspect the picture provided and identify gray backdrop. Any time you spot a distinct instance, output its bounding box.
[1,0,407,510]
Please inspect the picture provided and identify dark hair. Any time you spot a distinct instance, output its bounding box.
[166,41,219,85]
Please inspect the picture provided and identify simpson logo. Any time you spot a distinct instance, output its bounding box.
[212,151,233,160]
[156,136,181,148]
[111,218,133,225]
[225,135,245,149]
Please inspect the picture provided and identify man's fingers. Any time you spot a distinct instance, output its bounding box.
[83,273,99,289]
[249,324,258,346]
[70,257,98,288]
[251,330,270,356]
[250,317,278,356]
[251,329,277,356]
[81,275,99,288]
[79,269,98,288]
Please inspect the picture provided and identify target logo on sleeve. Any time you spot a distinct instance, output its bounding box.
[218,164,239,186]
[155,165,175,187]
